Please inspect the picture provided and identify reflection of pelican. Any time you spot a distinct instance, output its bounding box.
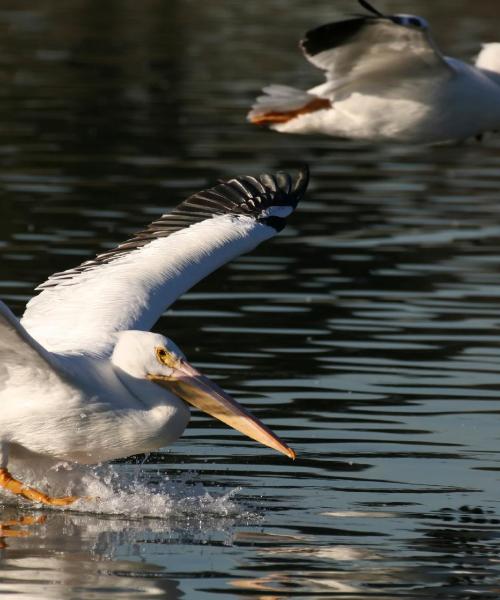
[0,168,308,506]
[0,509,183,599]
[0,514,46,549]
[249,0,500,143]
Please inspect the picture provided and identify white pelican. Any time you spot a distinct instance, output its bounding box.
[0,167,308,506]
[248,0,500,144]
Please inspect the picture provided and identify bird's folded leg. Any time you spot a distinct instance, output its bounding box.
[0,468,78,506]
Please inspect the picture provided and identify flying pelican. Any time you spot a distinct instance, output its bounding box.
[0,167,308,506]
[248,0,500,144]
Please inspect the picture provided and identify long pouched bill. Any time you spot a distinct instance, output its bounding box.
[149,360,296,460]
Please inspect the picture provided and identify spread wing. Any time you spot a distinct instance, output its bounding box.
[0,301,65,391]
[21,168,309,356]
[301,9,454,98]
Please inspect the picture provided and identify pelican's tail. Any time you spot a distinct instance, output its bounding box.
[248,84,331,126]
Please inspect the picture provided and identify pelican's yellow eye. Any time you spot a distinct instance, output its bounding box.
[155,346,177,368]
[156,347,168,363]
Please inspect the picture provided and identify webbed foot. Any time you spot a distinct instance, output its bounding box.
[0,468,79,506]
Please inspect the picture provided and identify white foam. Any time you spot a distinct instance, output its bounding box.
[1,462,257,523]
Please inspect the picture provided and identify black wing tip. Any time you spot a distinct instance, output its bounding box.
[230,165,309,209]
[358,0,385,17]
[301,17,376,57]
[300,0,400,58]
[174,168,309,235]
[301,2,427,57]
[177,166,309,225]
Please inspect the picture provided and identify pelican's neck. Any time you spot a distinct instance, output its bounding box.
[113,365,163,408]
[112,365,191,445]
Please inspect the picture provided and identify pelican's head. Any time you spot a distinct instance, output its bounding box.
[112,330,296,459]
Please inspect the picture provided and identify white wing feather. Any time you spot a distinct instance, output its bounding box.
[302,17,454,99]
[22,216,273,355]
[21,169,308,356]
[0,300,64,388]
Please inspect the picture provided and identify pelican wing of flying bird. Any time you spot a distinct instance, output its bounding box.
[0,167,308,506]
[248,0,500,143]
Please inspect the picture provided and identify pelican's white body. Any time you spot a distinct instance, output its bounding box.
[273,51,500,143]
[0,318,190,471]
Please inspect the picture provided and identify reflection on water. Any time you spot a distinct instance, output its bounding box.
[1,0,500,598]
[0,508,184,600]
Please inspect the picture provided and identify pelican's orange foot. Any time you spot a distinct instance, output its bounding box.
[0,468,79,506]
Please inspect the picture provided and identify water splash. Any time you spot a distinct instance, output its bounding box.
[1,461,258,524]
[72,465,246,519]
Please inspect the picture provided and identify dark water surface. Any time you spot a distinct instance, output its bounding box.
[1,1,500,598]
